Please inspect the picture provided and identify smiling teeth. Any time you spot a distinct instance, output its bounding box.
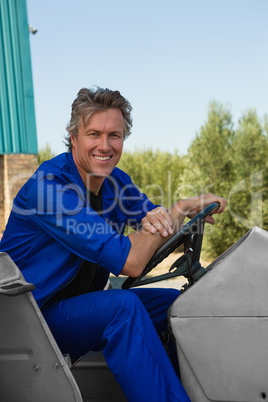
[94,156,111,161]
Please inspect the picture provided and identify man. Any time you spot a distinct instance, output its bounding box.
[0,87,226,401]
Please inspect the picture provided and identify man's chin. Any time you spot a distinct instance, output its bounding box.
[85,171,110,179]
[93,172,110,178]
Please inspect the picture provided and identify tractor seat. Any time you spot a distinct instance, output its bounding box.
[0,252,83,402]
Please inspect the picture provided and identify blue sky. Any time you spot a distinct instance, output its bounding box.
[26,0,268,156]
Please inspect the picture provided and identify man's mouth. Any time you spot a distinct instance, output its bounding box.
[93,156,112,161]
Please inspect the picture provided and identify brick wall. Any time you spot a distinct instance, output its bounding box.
[0,154,38,233]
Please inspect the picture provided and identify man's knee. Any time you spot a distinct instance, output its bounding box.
[165,288,180,305]
[110,289,146,317]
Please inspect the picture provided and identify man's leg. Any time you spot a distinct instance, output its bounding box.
[42,289,189,402]
[129,287,180,332]
[130,287,181,374]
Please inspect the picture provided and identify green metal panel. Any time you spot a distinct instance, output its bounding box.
[0,0,38,154]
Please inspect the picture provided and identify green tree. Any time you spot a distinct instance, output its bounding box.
[229,110,268,241]
[178,102,235,258]
[178,103,268,260]
[179,102,235,196]
[118,148,186,208]
[38,143,56,165]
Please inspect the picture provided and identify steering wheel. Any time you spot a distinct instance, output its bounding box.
[122,202,219,290]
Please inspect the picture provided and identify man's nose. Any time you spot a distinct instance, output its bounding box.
[98,135,111,152]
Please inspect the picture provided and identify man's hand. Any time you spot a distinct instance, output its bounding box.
[141,207,173,237]
[122,193,227,277]
[182,193,226,225]
[141,194,226,237]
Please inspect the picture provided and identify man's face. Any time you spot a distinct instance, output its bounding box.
[71,108,124,189]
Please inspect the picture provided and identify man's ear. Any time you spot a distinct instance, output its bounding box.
[70,135,76,148]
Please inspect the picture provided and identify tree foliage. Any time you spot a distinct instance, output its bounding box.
[229,110,268,244]
[38,143,56,165]
[118,148,186,208]
[179,103,268,258]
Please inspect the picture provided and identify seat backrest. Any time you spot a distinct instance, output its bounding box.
[0,252,83,402]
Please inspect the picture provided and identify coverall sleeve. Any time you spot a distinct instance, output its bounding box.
[25,176,131,276]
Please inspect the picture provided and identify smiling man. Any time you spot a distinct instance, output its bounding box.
[71,108,125,193]
[0,87,226,401]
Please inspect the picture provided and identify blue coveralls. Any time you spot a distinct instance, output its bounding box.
[0,152,190,401]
